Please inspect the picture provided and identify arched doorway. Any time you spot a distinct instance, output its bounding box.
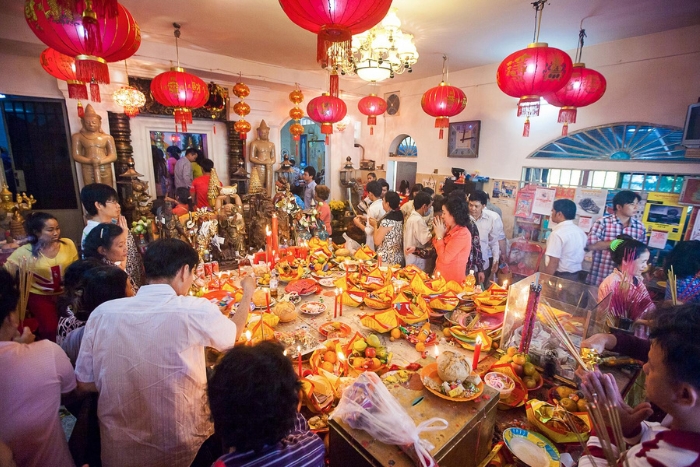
[280,118,326,183]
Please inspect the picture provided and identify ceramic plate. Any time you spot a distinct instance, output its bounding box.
[318,322,352,338]
[502,427,560,467]
[253,298,277,310]
[318,278,336,288]
[300,301,327,315]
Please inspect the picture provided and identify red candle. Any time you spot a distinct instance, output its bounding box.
[378,256,382,268]
[472,335,482,371]
[265,225,272,263]
[334,289,338,318]
[297,346,302,378]
[339,288,343,316]
[271,213,279,255]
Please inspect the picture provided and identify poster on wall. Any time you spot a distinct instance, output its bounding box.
[514,188,535,218]
[648,230,669,249]
[578,216,593,232]
[642,192,690,241]
[532,188,557,215]
[679,177,700,205]
[492,180,519,199]
[554,187,576,200]
[575,188,608,218]
[689,211,700,241]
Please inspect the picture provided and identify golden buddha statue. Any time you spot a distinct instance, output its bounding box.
[249,120,276,197]
[71,104,117,187]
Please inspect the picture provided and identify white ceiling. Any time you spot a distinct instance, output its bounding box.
[5,0,700,89]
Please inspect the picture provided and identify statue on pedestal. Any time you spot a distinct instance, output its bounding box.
[71,104,117,187]
[249,120,276,197]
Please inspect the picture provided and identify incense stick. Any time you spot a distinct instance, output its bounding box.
[668,266,677,306]
[560,407,598,467]
[540,303,591,371]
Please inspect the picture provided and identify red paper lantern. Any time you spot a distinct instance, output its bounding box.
[544,64,606,135]
[307,93,347,144]
[39,48,88,100]
[279,0,392,67]
[497,43,572,136]
[25,0,140,85]
[232,82,250,99]
[358,94,387,136]
[233,101,251,117]
[150,68,208,132]
[289,89,304,105]
[421,82,467,139]
[289,107,304,121]
[234,119,252,140]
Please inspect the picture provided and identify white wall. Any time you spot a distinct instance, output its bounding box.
[359,25,700,180]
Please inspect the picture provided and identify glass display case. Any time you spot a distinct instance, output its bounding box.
[501,273,610,384]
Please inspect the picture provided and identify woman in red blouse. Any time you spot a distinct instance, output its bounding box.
[432,196,472,282]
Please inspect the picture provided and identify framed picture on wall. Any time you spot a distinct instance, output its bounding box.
[447,120,481,158]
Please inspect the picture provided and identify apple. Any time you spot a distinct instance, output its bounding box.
[512,363,524,377]
[365,347,377,358]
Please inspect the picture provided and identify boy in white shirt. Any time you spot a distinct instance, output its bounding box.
[353,180,385,250]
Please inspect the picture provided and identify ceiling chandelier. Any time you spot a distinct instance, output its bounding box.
[113,60,146,117]
[332,9,419,83]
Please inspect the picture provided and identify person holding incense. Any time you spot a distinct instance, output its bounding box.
[598,235,655,328]
[74,239,255,467]
[663,240,700,304]
[4,212,78,342]
[0,269,78,467]
[432,196,472,283]
[578,303,700,467]
[208,341,325,467]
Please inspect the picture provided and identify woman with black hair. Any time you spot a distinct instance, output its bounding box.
[83,222,139,293]
[598,235,654,320]
[152,145,169,198]
[369,191,404,266]
[432,196,472,282]
[61,265,131,366]
[4,212,78,341]
[664,240,700,304]
[56,258,103,345]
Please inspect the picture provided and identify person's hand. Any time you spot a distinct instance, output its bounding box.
[580,370,653,437]
[433,217,446,239]
[581,333,617,354]
[405,246,416,256]
[368,218,377,228]
[240,276,256,294]
[118,215,128,230]
[478,272,485,284]
[13,326,35,344]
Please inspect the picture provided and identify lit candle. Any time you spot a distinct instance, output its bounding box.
[297,345,302,378]
[434,345,440,359]
[334,288,339,318]
[245,330,252,346]
[378,256,382,268]
[472,335,482,371]
[265,225,272,263]
[503,279,509,290]
[337,350,346,375]
[271,213,279,254]
[339,288,344,316]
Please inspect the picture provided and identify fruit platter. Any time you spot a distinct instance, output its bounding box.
[420,351,484,402]
[347,333,391,373]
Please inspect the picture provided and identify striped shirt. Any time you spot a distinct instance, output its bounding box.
[579,422,700,467]
[213,413,325,467]
[587,215,647,286]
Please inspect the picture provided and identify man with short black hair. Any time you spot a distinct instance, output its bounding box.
[545,199,587,280]
[302,166,317,208]
[469,190,506,286]
[174,147,198,190]
[377,178,390,199]
[404,191,433,271]
[353,180,385,249]
[75,239,255,467]
[208,341,325,467]
[587,190,646,285]
[362,172,377,199]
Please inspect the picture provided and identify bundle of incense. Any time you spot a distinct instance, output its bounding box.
[518,283,541,354]
[609,250,652,322]
[560,407,598,467]
[540,304,591,371]
[668,266,678,306]
[17,257,34,325]
[587,394,630,467]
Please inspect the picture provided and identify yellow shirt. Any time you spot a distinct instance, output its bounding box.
[191,161,203,179]
[5,239,79,295]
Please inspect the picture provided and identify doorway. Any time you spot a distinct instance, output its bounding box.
[0,95,82,243]
[386,160,417,193]
[280,118,325,184]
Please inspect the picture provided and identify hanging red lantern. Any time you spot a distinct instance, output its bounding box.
[421,82,467,139]
[289,107,304,121]
[39,48,88,100]
[289,89,304,105]
[25,0,141,85]
[278,0,392,68]
[234,119,252,140]
[150,68,208,132]
[358,94,387,136]
[233,101,251,117]
[307,93,347,144]
[54,0,119,18]
[233,82,250,99]
[544,64,606,136]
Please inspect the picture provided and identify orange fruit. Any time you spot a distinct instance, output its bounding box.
[506,346,517,357]
[512,354,527,366]
[325,341,336,350]
[351,357,363,369]
[415,342,426,352]
[390,328,401,339]
[321,361,334,372]
[442,328,452,337]
[370,358,382,370]
[324,351,337,364]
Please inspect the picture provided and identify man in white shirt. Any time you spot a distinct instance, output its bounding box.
[403,192,433,271]
[545,199,587,281]
[75,239,255,467]
[469,190,506,286]
[353,180,385,250]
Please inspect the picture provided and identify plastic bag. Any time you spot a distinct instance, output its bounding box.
[342,233,361,255]
[332,372,448,467]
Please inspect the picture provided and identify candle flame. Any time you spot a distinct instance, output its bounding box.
[266,225,271,236]
[245,330,252,341]
[503,280,508,289]
[433,345,439,358]
[283,349,288,356]
[475,335,482,345]
[337,351,346,361]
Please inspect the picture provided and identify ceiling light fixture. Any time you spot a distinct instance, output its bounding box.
[332,9,419,83]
